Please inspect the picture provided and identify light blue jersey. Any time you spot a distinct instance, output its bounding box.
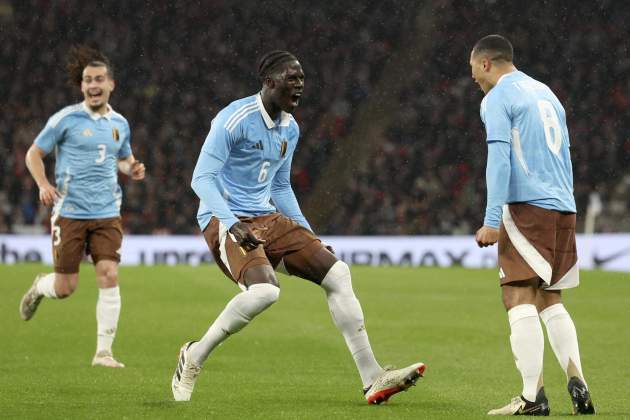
[34,102,132,219]
[192,93,311,232]
[480,70,576,228]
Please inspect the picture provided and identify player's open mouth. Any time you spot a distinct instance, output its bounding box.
[88,91,103,100]
[291,93,301,102]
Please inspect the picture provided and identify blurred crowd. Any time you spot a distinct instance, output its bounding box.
[2,0,628,235]
[1,0,412,234]
[323,0,630,234]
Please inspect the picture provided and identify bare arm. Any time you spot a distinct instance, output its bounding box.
[118,154,145,180]
[25,144,60,207]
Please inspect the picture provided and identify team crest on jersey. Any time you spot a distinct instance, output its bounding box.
[280,139,288,158]
[112,128,120,142]
[82,128,93,137]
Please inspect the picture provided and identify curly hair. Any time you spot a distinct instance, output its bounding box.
[66,45,114,87]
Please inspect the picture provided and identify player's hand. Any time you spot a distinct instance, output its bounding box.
[475,226,500,248]
[38,183,61,207]
[229,222,266,251]
[130,160,145,180]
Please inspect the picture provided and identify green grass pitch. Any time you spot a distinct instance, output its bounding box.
[1,264,629,419]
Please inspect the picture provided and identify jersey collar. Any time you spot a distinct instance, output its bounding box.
[82,102,114,121]
[256,93,291,129]
[496,70,518,86]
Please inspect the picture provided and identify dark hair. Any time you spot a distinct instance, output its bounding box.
[473,34,514,63]
[66,45,113,87]
[257,50,298,81]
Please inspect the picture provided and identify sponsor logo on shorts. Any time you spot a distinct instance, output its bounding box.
[499,267,506,279]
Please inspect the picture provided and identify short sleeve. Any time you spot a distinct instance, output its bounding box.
[118,121,132,158]
[201,114,237,161]
[34,120,63,154]
[481,92,512,144]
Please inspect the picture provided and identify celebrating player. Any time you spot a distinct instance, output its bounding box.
[19,46,146,368]
[172,50,425,404]
[471,35,594,415]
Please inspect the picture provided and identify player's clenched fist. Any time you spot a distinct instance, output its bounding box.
[130,160,145,180]
[475,225,499,248]
[38,183,61,207]
[229,221,266,251]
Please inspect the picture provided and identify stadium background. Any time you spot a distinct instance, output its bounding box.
[2,0,629,236]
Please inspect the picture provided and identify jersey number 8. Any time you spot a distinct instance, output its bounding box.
[537,100,563,155]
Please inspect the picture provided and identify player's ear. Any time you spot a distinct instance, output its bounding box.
[264,76,276,89]
[109,78,115,92]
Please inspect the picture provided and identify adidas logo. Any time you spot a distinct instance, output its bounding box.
[251,140,264,150]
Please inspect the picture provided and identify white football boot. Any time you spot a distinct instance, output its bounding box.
[92,350,125,368]
[172,341,201,401]
[364,362,426,404]
[19,274,45,321]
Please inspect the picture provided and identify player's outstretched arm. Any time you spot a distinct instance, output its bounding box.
[25,144,60,207]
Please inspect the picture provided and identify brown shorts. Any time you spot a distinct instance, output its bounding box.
[498,203,578,289]
[203,213,324,285]
[52,216,123,274]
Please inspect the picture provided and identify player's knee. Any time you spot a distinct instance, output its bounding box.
[320,261,353,295]
[97,266,119,288]
[249,282,280,307]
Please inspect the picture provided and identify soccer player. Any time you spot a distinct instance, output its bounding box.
[471,35,595,416]
[19,46,146,368]
[171,50,425,403]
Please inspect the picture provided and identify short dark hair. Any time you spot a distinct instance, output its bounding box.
[257,50,298,81]
[473,34,513,63]
[66,45,113,87]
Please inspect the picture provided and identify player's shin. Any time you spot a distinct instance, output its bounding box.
[539,303,586,384]
[96,286,121,353]
[320,261,383,387]
[188,283,279,366]
[508,304,544,402]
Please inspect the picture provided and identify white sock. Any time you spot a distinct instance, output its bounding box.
[96,286,121,354]
[188,283,280,366]
[508,304,544,402]
[36,273,57,298]
[539,303,586,386]
[321,261,383,388]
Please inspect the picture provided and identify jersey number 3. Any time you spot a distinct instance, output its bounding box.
[537,100,562,155]
[95,144,107,164]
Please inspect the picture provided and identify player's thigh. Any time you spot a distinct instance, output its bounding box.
[536,288,562,312]
[283,245,337,284]
[203,217,273,286]
[86,217,123,266]
[501,278,539,310]
[52,216,88,275]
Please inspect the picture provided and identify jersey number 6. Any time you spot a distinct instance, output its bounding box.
[258,161,271,183]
